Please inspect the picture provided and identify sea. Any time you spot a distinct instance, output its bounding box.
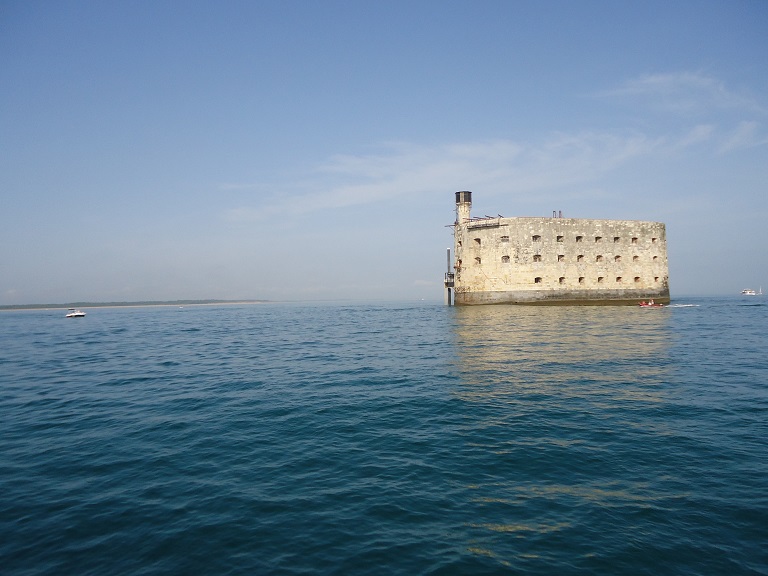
[1,298,766,575]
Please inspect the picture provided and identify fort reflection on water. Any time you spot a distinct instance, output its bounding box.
[450,304,674,404]
[448,305,678,559]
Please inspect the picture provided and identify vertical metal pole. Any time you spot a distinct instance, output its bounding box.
[443,248,453,306]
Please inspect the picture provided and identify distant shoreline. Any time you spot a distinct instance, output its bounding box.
[0,300,270,312]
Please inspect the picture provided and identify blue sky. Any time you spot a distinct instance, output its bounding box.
[1,0,767,304]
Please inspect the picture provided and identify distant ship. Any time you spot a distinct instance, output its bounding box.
[65,308,86,317]
[741,287,762,296]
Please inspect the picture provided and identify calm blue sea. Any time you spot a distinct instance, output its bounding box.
[1,298,766,575]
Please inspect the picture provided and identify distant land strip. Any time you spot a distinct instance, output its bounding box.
[0,299,269,311]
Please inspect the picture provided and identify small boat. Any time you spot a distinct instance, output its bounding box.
[65,308,86,318]
[741,287,762,296]
[638,300,663,308]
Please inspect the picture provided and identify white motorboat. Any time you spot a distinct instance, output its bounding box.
[65,308,86,318]
[741,287,762,296]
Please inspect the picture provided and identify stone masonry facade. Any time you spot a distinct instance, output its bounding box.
[451,191,670,305]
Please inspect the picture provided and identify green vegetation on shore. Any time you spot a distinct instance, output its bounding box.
[0,300,268,311]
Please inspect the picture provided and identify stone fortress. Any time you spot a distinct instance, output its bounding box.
[444,191,670,305]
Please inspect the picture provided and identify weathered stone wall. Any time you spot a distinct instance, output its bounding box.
[453,216,670,305]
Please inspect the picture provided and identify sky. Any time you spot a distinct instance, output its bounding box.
[1,0,767,304]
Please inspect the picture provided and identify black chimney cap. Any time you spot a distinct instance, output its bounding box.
[455,190,472,203]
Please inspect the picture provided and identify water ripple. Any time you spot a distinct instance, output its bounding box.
[0,300,766,575]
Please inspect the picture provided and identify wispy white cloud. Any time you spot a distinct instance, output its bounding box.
[718,121,768,153]
[223,133,660,222]
[673,124,714,149]
[600,71,766,115]
[223,73,767,223]
[217,183,268,192]
[594,72,768,155]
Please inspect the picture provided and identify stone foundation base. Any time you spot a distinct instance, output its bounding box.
[454,288,671,306]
